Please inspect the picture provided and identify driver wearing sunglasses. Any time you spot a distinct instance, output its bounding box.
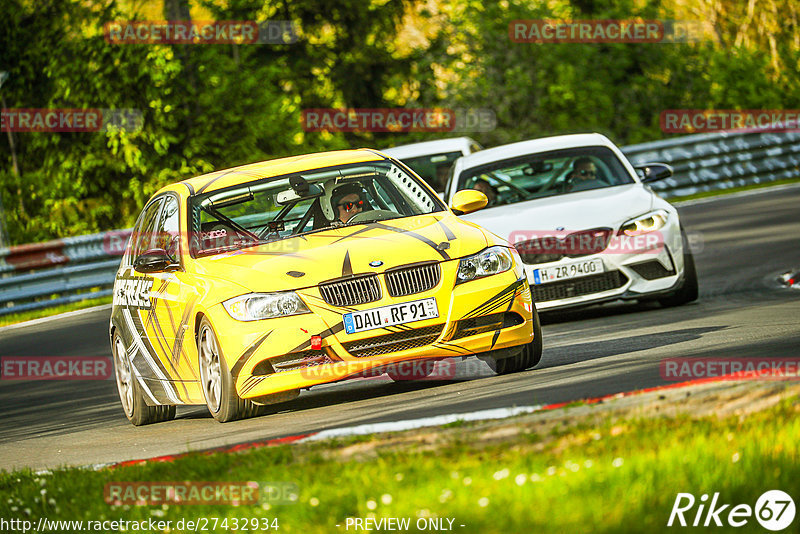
[572,157,598,181]
[331,183,366,224]
[563,156,601,192]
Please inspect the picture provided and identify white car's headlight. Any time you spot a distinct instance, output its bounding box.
[620,210,669,236]
[223,292,310,321]
[456,246,514,284]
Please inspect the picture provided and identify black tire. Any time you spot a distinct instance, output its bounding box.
[386,360,437,381]
[493,305,543,375]
[659,231,699,307]
[112,330,176,426]
[198,317,265,423]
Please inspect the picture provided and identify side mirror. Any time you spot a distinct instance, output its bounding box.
[450,189,488,215]
[134,248,175,273]
[634,163,673,183]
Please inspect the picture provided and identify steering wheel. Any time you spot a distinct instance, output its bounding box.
[558,172,576,193]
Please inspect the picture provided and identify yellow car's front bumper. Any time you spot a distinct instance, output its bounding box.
[209,263,535,400]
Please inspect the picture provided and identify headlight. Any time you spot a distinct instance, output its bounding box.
[223,292,310,321]
[456,246,514,284]
[619,210,668,236]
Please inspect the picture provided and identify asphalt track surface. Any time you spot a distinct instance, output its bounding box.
[1,185,798,472]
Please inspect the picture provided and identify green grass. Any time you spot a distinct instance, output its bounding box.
[0,295,112,327]
[668,176,800,203]
[1,397,797,533]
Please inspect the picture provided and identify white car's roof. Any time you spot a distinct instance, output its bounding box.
[458,133,615,170]
[381,137,478,159]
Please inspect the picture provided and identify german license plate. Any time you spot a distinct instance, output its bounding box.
[343,298,438,334]
[532,258,604,285]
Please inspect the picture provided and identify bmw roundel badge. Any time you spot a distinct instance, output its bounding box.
[369,260,384,267]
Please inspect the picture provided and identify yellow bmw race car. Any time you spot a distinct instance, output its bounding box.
[110,149,541,425]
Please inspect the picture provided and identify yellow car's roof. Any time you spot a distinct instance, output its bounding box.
[178,149,387,195]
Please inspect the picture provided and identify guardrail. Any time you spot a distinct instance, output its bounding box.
[0,230,131,316]
[1,130,798,316]
[621,130,800,197]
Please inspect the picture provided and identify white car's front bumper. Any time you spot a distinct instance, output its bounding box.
[522,219,686,311]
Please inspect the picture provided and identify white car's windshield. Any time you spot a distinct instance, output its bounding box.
[399,150,462,191]
[190,160,445,256]
[455,146,635,207]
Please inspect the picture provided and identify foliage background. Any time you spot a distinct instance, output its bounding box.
[0,0,798,245]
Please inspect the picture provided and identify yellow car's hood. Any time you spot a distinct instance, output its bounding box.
[195,214,490,293]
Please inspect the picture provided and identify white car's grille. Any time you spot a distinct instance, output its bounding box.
[532,270,627,302]
[516,227,613,264]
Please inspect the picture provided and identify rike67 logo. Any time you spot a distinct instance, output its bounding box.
[668,491,795,531]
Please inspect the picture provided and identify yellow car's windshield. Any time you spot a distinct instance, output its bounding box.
[190,161,446,256]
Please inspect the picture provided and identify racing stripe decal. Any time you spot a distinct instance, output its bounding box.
[239,376,267,396]
[170,295,199,380]
[460,278,526,320]
[195,168,236,194]
[431,342,471,355]
[329,224,380,244]
[127,308,182,402]
[342,250,353,277]
[121,308,181,404]
[370,222,451,260]
[303,293,358,313]
[491,283,519,349]
[231,330,273,378]
[328,222,451,260]
[441,321,458,341]
[143,281,191,398]
[198,168,268,194]
[125,342,158,405]
[144,280,176,361]
[130,364,159,405]
[438,220,457,241]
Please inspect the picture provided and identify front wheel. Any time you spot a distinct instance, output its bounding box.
[490,305,543,375]
[198,318,265,423]
[112,330,175,426]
